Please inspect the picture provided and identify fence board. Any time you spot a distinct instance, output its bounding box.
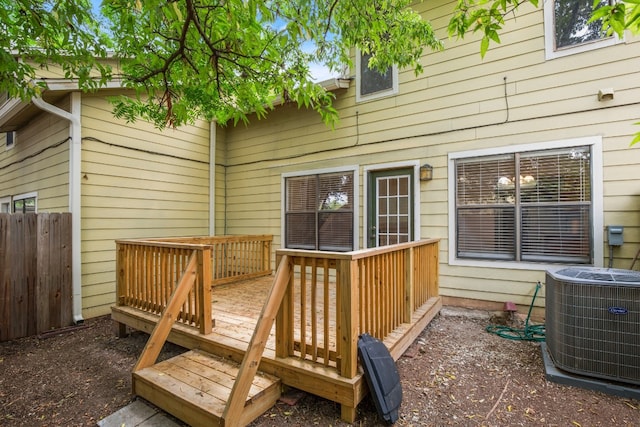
[11,214,28,339]
[0,214,9,341]
[0,213,73,342]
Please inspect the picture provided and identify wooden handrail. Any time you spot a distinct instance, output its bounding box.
[117,235,272,286]
[115,235,273,334]
[223,255,292,426]
[132,252,198,372]
[275,239,440,378]
[116,241,212,333]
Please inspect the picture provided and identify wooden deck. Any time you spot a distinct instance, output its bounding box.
[112,236,441,426]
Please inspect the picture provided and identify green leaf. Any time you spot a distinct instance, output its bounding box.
[480,36,490,57]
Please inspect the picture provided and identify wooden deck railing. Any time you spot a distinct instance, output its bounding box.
[115,235,272,334]
[132,251,201,370]
[275,238,439,379]
[140,235,272,285]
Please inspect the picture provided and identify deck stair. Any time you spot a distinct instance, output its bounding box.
[130,253,293,427]
[133,349,281,426]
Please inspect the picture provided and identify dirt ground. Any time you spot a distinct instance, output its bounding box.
[1,309,638,427]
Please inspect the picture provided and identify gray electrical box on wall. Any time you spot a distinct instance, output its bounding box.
[608,226,624,246]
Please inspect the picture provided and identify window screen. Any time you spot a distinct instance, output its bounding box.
[455,146,592,263]
[360,52,393,97]
[285,172,354,251]
[554,0,609,49]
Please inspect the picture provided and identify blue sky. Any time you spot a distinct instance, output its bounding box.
[90,0,335,82]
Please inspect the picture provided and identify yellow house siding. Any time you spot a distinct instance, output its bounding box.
[0,97,70,212]
[79,94,211,317]
[214,126,227,233]
[218,0,640,310]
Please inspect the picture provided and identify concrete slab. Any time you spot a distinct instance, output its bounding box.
[540,343,640,400]
[440,306,490,320]
[97,399,182,427]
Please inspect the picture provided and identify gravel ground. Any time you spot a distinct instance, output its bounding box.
[1,308,639,426]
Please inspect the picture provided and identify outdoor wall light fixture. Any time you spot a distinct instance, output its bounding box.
[598,88,614,101]
[420,164,433,181]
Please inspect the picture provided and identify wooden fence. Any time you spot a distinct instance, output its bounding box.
[0,213,73,342]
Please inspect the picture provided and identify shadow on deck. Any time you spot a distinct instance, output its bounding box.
[111,236,441,426]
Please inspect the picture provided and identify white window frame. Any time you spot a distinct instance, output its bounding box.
[448,136,603,270]
[544,0,623,60]
[12,191,38,213]
[363,161,422,249]
[281,165,360,251]
[0,196,10,213]
[355,50,399,103]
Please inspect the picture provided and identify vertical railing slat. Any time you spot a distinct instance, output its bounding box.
[323,258,330,366]
[274,239,439,378]
[311,258,318,362]
[299,258,307,360]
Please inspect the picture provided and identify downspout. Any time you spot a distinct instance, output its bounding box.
[209,121,216,236]
[32,93,83,323]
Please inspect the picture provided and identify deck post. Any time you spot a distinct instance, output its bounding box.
[338,258,359,379]
[114,243,128,337]
[429,241,439,298]
[404,247,414,323]
[263,238,271,274]
[341,405,358,424]
[197,247,213,334]
[116,242,126,306]
[275,254,294,358]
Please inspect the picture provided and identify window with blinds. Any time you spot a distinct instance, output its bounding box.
[455,146,592,263]
[285,172,354,251]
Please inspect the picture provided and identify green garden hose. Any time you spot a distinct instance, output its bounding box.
[485,281,546,342]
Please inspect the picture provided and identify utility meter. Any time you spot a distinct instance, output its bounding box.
[608,225,624,246]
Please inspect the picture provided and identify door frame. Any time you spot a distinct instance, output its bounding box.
[363,161,421,249]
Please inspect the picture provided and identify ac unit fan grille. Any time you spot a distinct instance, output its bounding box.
[546,268,640,386]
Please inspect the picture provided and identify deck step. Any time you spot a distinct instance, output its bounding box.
[133,349,281,427]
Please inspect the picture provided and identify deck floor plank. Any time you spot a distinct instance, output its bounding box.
[182,350,277,392]
[134,349,282,426]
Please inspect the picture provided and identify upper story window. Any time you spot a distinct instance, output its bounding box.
[284,169,355,252]
[544,0,620,59]
[356,51,398,102]
[449,138,602,268]
[5,131,15,150]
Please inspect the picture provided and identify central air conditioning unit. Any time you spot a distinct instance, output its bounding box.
[546,267,640,386]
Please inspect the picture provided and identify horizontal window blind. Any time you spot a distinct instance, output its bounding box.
[456,154,516,258]
[457,208,515,259]
[455,146,592,263]
[285,172,354,251]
